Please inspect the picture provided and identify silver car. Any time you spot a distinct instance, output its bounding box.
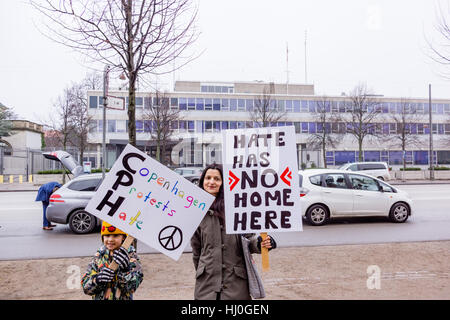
[43,150,102,234]
[173,167,203,185]
[46,173,103,234]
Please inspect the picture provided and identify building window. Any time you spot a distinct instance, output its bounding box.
[213,99,221,111]
[221,121,229,130]
[136,120,144,133]
[301,122,308,133]
[179,98,187,110]
[293,100,301,112]
[364,151,380,162]
[107,120,116,133]
[205,99,212,110]
[285,100,293,112]
[230,99,237,111]
[204,121,213,132]
[196,98,204,111]
[89,96,98,108]
[170,98,178,109]
[188,98,195,110]
[221,99,229,111]
[414,151,428,165]
[188,120,195,132]
[238,99,245,111]
[88,120,97,133]
[136,97,143,108]
[179,120,186,132]
[246,99,254,112]
[334,151,356,165]
[300,100,307,112]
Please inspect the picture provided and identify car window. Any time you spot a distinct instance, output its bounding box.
[348,174,379,191]
[299,174,303,187]
[309,174,322,186]
[372,164,386,170]
[68,178,102,192]
[348,164,358,171]
[323,173,348,189]
[379,181,394,193]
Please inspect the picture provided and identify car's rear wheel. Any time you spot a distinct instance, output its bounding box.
[306,204,329,226]
[192,179,199,185]
[69,209,96,234]
[389,202,409,223]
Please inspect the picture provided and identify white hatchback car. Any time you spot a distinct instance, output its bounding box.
[338,162,391,181]
[299,169,413,226]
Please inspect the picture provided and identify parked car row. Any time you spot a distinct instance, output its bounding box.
[43,152,411,233]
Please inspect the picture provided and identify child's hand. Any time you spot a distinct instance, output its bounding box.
[113,247,130,270]
[96,267,115,283]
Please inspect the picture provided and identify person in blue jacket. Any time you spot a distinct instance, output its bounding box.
[35,181,61,230]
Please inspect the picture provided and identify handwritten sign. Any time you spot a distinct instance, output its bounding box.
[85,144,215,260]
[222,126,302,234]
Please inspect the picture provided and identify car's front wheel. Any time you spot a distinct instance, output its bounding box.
[389,202,410,223]
[69,209,96,234]
[306,204,329,226]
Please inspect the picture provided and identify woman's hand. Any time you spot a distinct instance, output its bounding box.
[259,235,276,250]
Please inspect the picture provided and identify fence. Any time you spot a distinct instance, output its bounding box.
[0,147,80,182]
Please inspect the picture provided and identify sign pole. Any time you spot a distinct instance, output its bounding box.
[260,232,270,271]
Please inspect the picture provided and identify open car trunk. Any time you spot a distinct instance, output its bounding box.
[43,150,84,179]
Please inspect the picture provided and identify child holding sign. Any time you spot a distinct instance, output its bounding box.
[81,222,143,300]
[191,163,276,300]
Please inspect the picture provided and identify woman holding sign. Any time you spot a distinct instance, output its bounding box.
[191,163,276,300]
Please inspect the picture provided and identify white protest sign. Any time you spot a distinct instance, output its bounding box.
[222,126,302,234]
[85,144,215,260]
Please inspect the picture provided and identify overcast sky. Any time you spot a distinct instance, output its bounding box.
[1,0,449,124]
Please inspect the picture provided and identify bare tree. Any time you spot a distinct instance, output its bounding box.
[344,83,383,161]
[426,1,450,79]
[31,0,199,147]
[143,91,181,164]
[383,99,425,174]
[307,97,342,168]
[51,87,77,151]
[68,73,102,163]
[250,86,286,127]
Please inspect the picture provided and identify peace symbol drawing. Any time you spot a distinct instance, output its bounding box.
[158,225,183,251]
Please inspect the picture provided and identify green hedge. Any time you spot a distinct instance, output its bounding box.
[431,166,450,170]
[37,169,71,174]
[399,167,421,171]
[37,168,110,174]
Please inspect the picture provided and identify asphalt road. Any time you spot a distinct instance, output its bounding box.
[0,185,449,260]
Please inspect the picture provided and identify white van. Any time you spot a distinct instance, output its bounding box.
[338,162,391,181]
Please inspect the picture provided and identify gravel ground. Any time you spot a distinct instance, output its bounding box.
[0,241,449,300]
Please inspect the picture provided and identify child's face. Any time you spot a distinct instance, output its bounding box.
[103,234,125,251]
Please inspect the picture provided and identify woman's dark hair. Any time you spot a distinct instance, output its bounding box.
[199,163,225,222]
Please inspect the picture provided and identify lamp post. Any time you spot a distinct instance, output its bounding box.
[102,65,110,180]
[429,84,434,181]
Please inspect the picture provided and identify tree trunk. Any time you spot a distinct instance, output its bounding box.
[127,77,137,147]
[358,138,363,161]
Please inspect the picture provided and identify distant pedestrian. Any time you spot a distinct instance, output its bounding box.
[81,221,143,300]
[191,163,276,300]
[35,181,61,230]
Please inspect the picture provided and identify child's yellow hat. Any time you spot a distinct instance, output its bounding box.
[101,221,127,237]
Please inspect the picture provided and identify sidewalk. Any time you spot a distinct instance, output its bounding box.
[0,179,450,192]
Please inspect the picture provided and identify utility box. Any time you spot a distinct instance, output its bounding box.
[83,161,92,174]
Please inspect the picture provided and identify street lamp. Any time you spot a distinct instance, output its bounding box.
[102,65,110,180]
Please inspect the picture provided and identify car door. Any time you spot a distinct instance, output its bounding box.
[321,173,354,215]
[347,174,388,215]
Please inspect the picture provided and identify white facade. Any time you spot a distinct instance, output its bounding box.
[86,81,450,169]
